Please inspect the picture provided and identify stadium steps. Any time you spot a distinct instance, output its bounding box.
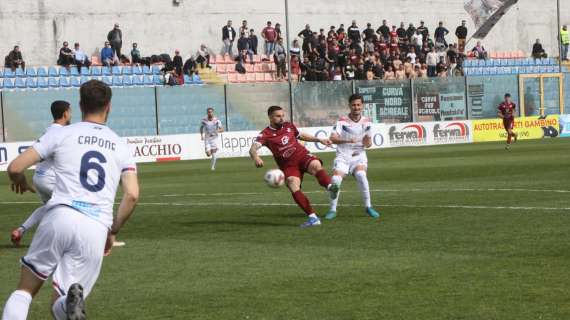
[196,66,226,85]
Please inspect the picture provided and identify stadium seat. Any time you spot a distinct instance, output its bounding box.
[80,67,90,76]
[484,59,492,67]
[70,67,79,76]
[25,77,37,88]
[102,76,112,85]
[112,66,122,75]
[142,65,152,74]
[102,66,111,76]
[112,76,123,86]
[143,75,153,85]
[227,73,238,83]
[183,74,191,84]
[91,66,102,76]
[209,55,217,64]
[483,68,491,75]
[25,67,37,77]
[132,75,144,86]
[36,67,47,77]
[4,78,14,89]
[191,75,203,84]
[59,77,70,87]
[15,68,25,78]
[151,65,161,75]
[122,66,133,75]
[59,67,69,77]
[71,77,81,87]
[507,59,515,66]
[80,76,90,84]
[246,73,255,82]
[264,73,274,82]
[48,77,59,88]
[37,77,48,88]
[539,66,547,73]
[152,75,162,85]
[236,74,247,83]
[245,64,254,73]
[224,55,234,64]
[132,66,143,75]
[215,54,225,64]
[253,55,262,63]
[122,75,132,86]
[15,77,26,88]
[4,68,14,78]
[255,72,265,82]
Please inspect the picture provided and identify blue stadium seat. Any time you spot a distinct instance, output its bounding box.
[143,75,153,85]
[48,66,59,77]
[152,75,162,85]
[25,67,37,77]
[132,75,143,85]
[59,67,69,77]
[0,69,4,78]
[80,76,90,84]
[37,77,48,88]
[507,59,515,66]
[102,76,112,85]
[472,68,482,75]
[463,68,471,76]
[15,77,26,88]
[511,66,519,74]
[91,66,102,76]
[102,66,111,76]
[183,75,191,83]
[4,68,15,78]
[122,66,132,75]
[191,74,203,84]
[463,60,472,67]
[4,78,15,89]
[539,66,547,73]
[15,68,25,78]
[25,78,37,88]
[488,67,497,75]
[111,66,122,75]
[37,67,47,77]
[0,79,4,89]
[534,58,542,66]
[484,59,493,67]
[553,65,560,72]
[133,66,143,75]
[71,77,81,87]
[151,65,161,75]
[70,67,80,76]
[48,77,59,88]
[143,65,151,74]
[112,76,123,86]
[123,75,133,86]
[60,77,70,87]
[491,59,499,67]
[80,67,90,76]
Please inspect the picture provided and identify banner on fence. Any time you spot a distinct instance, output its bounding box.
[473,115,559,142]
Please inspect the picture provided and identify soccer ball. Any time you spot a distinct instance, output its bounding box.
[264,169,285,188]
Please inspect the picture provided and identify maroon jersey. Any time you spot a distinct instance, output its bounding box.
[498,102,516,120]
[255,122,309,168]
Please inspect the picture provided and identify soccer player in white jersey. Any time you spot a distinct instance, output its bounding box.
[2,80,139,320]
[325,94,380,220]
[200,107,224,170]
[10,100,71,247]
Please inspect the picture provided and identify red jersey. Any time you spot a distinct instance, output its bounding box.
[498,102,516,120]
[255,122,309,168]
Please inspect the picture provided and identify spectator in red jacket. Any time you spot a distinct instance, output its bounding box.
[262,21,277,56]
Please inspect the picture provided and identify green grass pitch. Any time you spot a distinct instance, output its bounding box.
[1,139,569,319]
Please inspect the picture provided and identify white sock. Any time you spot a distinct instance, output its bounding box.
[211,153,217,169]
[2,290,32,320]
[51,295,67,320]
[329,175,343,212]
[355,170,371,208]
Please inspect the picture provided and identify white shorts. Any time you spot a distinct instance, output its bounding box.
[333,152,368,176]
[33,172,56,204]
[204,138,218,153]
[21,205,108,298]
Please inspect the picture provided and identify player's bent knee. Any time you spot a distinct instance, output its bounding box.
[354,169,367,178]
[307,160,322,174]
[286,177,301,192]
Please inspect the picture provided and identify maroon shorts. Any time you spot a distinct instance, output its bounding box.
[503,118,514,130]
[280,154,322,180]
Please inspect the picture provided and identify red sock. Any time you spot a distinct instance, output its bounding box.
[292,190,314,215]
[315,169,331,188]
[507,133,512,144]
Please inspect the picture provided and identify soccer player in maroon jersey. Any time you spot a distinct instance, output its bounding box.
[497,93,518,150]
[249,106,340,228]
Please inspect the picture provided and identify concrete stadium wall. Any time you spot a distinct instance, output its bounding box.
[0,0,564,66]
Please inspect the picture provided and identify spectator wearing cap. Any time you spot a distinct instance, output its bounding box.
[363,23,376,42]
[417,21,429,41]
[131,43,142,65]
[347,20,361,44]
[237,31,254,64]
[196,44,212,68]
[455,20,468,52]
[73,43,91,70]
[248,29,259,55]
[377,20,390,42]
[173,49,183,75]
[532,39,547,59]
[107,23,123,58]
[222,20,236,56]
[262,21,277,56]
[5,45,25,71]
[57,41,74,68]
[298,24,313,55]
[101,41,117,66]
[434,21,449,48]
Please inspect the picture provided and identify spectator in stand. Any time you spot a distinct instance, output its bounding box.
[249,29,258,55]
[338,24,345,34]
[390,25,398,41]
[290,39,301,57]
[560,25,569,61]
[406,47,417,64]
[275,23,283,41]
[262,21,277,56]
[436,56,448,77]
[426,46,438,77]
[73,43,90,70]
[411,29,423,54]
[447,43,459,66]
[397,22,407,43]
[377,20,390,41]
[274,38,287,80]
[347,20,361,44]
[173,49,183,75]
[435,21,449,48]
[237,32,254,64]
[4,45,25,71]
[471,41,487,59]
[57,41,74,68]
[239,20,248,35]
[455,20,468,52]
[531,39,547,59]
[420,64,428,78]
[183,56,198,76]
[101,41,117,66]
[196,44,212,68]
[107,23,123,58]
[318,28,327,43]
[364,37,375,54]
[363,23,376,42]
[298,24,313,55]
[222,20,236,56]
[406,23,416,41]
[291,54,301,80]
[384,65,395,80]
[131,43,142,65]
[417,20,429,41]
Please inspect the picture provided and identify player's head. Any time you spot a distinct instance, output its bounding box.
[79,80,112,122]
[267,106,285,128]
[504,93,511,103]
[207,107,214,118]
[51,100,72,125]
[348,94,364,117]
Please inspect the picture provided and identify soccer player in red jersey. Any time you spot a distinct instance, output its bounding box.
[497,93,518,150]
[249,106,340,228]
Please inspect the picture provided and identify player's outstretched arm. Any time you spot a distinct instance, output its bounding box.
[200,125,205,140]
[7,148,39,194]
[330,132,357,145]
[249,142,264,168]
[106,172,139,256]
[299,132,332,146]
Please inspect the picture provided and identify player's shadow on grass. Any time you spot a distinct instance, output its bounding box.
[181,220,292,228]
[0,244,29,250]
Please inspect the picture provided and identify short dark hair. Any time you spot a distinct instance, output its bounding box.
[267,105,283,116]
[207,107,214,112]
[349,94,364,104]
[80,80,112,115]
[505,93,511,98]
[50,100,70,120]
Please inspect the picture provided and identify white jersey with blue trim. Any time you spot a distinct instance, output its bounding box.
[201,117,223,139]
[32,121,137,229]
[332,115,372,159]
[34,123,63,177]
